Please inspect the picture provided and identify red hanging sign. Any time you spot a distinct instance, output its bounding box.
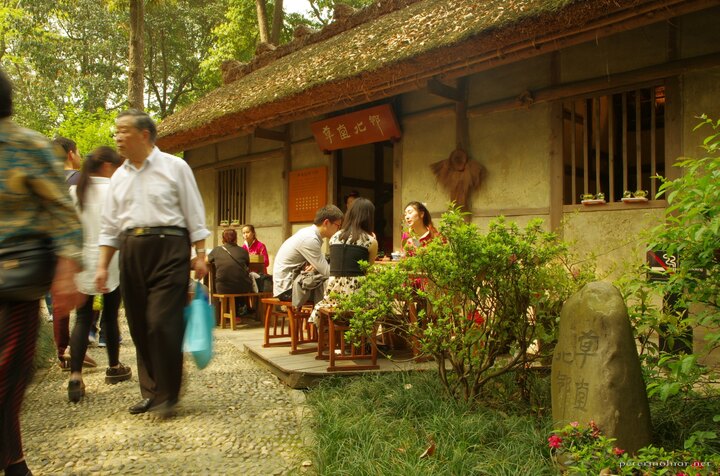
[311,104,402,152]
[288,166,327,223]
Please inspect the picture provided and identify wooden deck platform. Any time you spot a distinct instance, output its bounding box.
[216,318,435,389]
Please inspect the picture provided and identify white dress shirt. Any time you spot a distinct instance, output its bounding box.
[272,225,330,296]
[98,147,210,248]
[70,177,120,294]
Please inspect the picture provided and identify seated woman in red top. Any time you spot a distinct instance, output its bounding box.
[401,201,438,256]
[241,224,269,274]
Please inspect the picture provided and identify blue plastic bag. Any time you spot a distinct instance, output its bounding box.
[183,281,214,369]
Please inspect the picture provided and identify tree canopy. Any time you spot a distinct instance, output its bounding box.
[0,0,373,152]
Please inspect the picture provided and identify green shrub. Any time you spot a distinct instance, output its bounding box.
[336,206,592,403]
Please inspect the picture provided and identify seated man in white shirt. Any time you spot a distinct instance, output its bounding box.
[272,205,344,302]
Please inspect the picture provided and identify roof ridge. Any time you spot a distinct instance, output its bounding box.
[221,0,424,85]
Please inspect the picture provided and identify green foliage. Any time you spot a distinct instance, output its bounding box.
[145,0,229,118]
[547,421,719,475]
[616,117,720,409]
[2,0,127,132]
[336,206,592,403]
[615,270,712,403]
[650,394,720,455]
[305,0,375,26]
[203,0,262,70]
[650,115,720,352]
[51,107,117,155]
[2,0,227,135]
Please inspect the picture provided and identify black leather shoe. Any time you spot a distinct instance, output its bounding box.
[149,398,178,419]
[128,398,153,414]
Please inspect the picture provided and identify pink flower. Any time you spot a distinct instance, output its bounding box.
[548,434,562,449]
[570,421,579,428]
[613,447,625,456]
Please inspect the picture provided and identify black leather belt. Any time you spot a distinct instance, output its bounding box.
[125,227,186,237]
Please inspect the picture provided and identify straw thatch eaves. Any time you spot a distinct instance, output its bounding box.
[157,0,710,153]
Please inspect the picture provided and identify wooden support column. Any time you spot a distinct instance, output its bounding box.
[281,124,291,240]
[664,17,682,182]
[549,51,564,235]
[393,137,403,252]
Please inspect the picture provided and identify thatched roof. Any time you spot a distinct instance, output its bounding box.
[157,0,708,153]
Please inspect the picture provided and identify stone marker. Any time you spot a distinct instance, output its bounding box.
[551,281,651,453]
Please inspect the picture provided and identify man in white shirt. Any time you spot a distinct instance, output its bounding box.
[95,109,210,418]
[272,205,344,301]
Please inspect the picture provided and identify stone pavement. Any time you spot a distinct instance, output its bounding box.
[20,310,314,475]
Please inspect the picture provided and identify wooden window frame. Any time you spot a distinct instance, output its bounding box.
[560,81,668,207]
[217,166,247,226]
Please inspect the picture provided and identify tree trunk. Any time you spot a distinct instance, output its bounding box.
[128,0,145,110]
[255,0,270,44]
[270,0,284,45]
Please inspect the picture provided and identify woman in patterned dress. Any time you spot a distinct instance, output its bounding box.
[310,197,378,322]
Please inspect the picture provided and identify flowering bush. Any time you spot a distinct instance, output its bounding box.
[336,206,593,403]
[547,421,718,475]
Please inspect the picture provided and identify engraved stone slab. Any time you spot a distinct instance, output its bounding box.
[551,281,651,453]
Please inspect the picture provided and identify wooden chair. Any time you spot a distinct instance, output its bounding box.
[318,308,379,371]
[261,298,317,353]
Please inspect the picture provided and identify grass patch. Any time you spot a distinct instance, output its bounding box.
[306,371,556,475]
[306,370,720,474]
[650,395,720,453]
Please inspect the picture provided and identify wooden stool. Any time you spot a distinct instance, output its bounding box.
[288,304,317,355]
[319,308,379,371]
[214,294,240,330]
[261,298,292,347]
[214,292,272,330]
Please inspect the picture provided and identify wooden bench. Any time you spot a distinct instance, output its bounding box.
[260,298,317,354]
[213,292,271,330]
[317,307,379,372]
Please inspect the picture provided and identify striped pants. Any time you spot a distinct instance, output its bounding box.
[0,300,39,470]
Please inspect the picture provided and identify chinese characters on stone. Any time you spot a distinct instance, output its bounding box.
[554,330,599,411]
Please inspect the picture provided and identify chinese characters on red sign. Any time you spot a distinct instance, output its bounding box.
[310,104,402,152]
[288,166,327,222]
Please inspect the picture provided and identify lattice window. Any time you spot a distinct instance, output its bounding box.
[217,167,247,225]
[562,83,666,204]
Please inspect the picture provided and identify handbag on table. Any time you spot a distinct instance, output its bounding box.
[0,237,56,302]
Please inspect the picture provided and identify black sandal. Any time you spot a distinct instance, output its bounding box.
[68,379,85,403]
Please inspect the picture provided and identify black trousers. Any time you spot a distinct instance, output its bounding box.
[70,287,122,372]
[120,232,189,405]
